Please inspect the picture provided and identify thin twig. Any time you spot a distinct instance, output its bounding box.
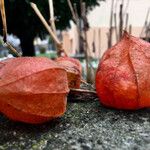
[98,28,101,58]
[31,3,60,45]
[81,79,95,90]
[129,24,132,34]
[119,4,123,39]
[48,0,56,33]
[73,3,79,21]
[67,0,77,22]
[108,0,115,48]
[30,2,68,56]
[0,0,21,57]
[123,0,130,18]
[140,8,150,37]
[70,88,96,94]
[5,42,22,57]
[125,13,129,31]
[48,0,58,54]
[81,2,90,82]
[0,0,7,42]
[114,13,119,41]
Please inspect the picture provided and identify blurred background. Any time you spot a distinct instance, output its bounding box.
[0,0,150,82]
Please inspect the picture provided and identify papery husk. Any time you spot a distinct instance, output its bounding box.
[56,57,82,89]
[0,57,69,123]
[96,32,150,110]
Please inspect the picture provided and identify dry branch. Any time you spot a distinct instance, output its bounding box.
[70,88,96,94]
[0,0,7,42]
[125,13,129,31]
[140,8,150,37]
[30,2,68,56]
[0,0,21,57]
[108,0,114,48]
[5,42,22,57]
[114,13,119,41]
[67,0,77,22]
[48,0,56,33]
[119,4,123,39]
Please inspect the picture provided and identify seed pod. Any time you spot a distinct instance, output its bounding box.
[56,57,82,89]
[96,32,150,110]
[0,57,69,124]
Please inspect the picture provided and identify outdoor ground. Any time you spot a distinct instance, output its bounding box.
[0,85,150,150]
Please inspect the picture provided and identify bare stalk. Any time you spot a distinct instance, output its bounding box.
[114,13,119,41]
[67,0,77,22]
[48,0,58,54]
[70,88,96,94]
[125,13,129,31]
[119,4,123,39]
[0,0,21,57]
[129,24,132,34]
[30,2,68,56]
[48,0,56,33]
[140,8,150,37]
[98,28,101,58]
[0,0,7,42]
[81,2,90,82]
[108,0,114,48]
[5,42,21,57]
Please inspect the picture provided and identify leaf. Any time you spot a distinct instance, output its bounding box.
[96,32,150,110]
[0,57,69,124]
[56,57,82,89]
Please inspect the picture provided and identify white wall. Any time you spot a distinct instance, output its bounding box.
[88,0,150,27]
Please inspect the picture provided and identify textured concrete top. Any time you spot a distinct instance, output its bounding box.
[0,92,150,150]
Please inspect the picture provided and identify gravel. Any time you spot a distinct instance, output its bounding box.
[0,90,150,150]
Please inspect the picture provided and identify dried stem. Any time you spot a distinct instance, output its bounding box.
[81,2,90,82]
[81,79,96,90]
[5,42,21,57]
[114,13,119,41]
[48,0,58,53]
[67,0,77,22]
[119,4,123,39]
[98,28,101,58]
[73,3,79,21]
[123,0,130,18]
[129,24,132,34]
[108,0,114,48]
[0,0,21,57]
[30,2,68,56]
[140,8,150,37]
[70,88,96,94]
[125,13,129,31]
[0,0,7,42]
[48,0,56,33]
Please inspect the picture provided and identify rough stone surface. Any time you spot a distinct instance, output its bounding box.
[0,88,150,150]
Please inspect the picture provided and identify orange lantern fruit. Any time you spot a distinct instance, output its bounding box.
[96,32,150,110]
[0,57,69,123]
[56,57,82,89]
